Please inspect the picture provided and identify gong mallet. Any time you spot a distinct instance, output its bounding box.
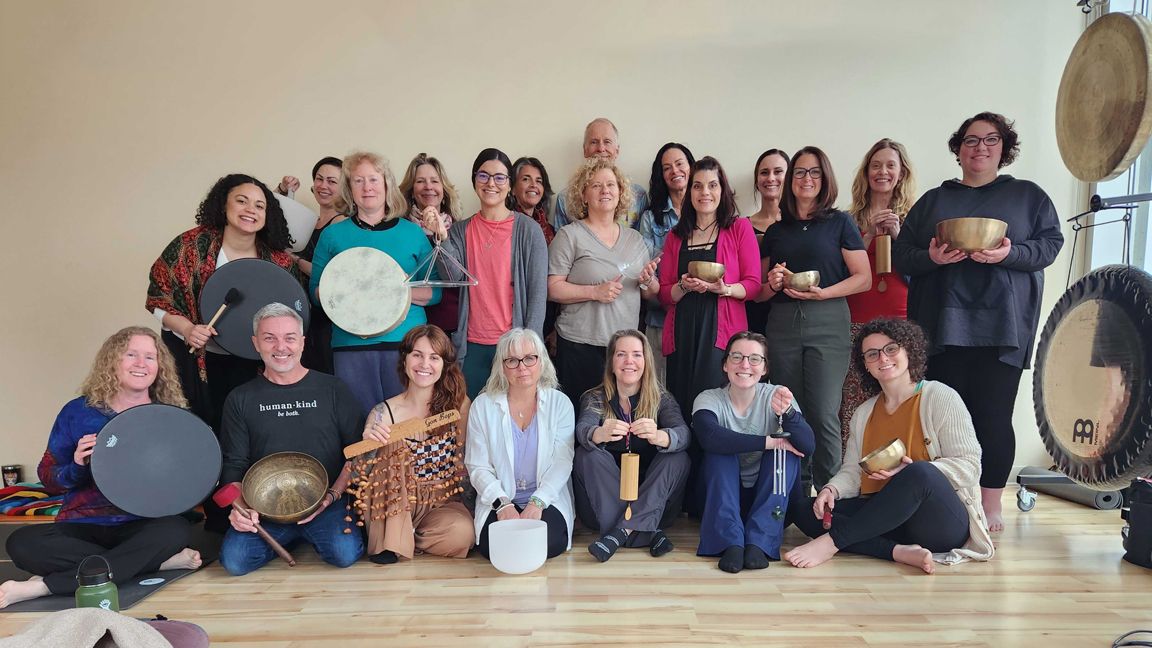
[212,482,296,566]
[190,287,242,353]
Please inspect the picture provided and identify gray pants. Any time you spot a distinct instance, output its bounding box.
[645,325,667,385]
[573,446,689,544]
[764,298,851,489]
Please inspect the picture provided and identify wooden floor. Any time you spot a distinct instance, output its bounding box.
[1,493,1148,647]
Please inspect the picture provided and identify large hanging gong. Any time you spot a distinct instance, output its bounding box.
[1034,265,1152,490]
[1056,12,1152,182]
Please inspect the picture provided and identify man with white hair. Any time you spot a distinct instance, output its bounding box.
[218,302,365,575]
[552,117,650,230]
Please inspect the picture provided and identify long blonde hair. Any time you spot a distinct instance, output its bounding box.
[848,138,917,231]
[398,153,463,221]
[598,330,663,422]
[80,327,187,409]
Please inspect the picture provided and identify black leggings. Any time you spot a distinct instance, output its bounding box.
[476,505,569,559]
[790,462,969,561]
[926,346,1023,488]
[555,336,606,411]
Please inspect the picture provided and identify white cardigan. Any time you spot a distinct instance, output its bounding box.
[828,380,995,564]
[465,387,575,550]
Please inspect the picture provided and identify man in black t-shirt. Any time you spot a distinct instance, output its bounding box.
[218,303,365,575]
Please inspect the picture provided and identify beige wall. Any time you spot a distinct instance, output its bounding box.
[0,1,1083,477]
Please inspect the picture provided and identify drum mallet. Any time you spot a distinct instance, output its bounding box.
[212,482,296,566]
[190,287,242,353]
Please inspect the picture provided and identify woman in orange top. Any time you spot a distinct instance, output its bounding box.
[785,318,993,572]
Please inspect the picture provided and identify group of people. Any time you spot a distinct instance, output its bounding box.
[1,109,1062,607]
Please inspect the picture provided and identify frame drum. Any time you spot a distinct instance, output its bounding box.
[276,194,319,254]
[199,258,311,360]
[92,404,222,518]
[318,247,411,338]
[1034,265,1152,490]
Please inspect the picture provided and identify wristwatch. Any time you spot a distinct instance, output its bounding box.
[491,496,511,511]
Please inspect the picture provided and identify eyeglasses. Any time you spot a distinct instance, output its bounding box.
[792,167,823,180]
[726,352,766,366]
[502,354,540,369]
[475,171,510,186]
[862,342,902,363]
[961,135,1001,148]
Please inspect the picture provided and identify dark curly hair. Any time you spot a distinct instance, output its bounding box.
[947,111,1020,169]
[852,318,930,397]
[194,173,293,250]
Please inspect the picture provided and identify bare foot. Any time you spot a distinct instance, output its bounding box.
[0,576,50,609]
[159,548,202,571]
[783,534,839,568]
[892,544,935,574]
[982,487,1004,533]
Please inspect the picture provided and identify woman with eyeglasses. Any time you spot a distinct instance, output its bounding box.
[758,146,870,494]
[693,331,814,573]
[573,330,690,562]
[893,112,1063,532]
[424,148,549,400]
[400,153,464,337]
[549,158,659,407]
[466,328,575,559]
[784,318,994,572]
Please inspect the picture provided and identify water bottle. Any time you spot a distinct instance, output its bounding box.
[75,555,119,612]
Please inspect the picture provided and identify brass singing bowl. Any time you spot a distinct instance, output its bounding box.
[687,261,726,283]
[859,438,907,474]
[785,270,821,291]
[242,452,328,524]
[936,217,1008,254]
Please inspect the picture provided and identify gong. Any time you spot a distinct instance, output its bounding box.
[1034,265,1152,490]
[200,258,311,360]
[1056,12,1152,182]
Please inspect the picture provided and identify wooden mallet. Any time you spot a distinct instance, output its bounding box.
[190,287,242,353]
[212,482,296,567]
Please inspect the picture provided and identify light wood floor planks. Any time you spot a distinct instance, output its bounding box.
[1,492,1148,647]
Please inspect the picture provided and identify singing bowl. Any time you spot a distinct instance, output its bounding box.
[242,452,328,524]
[936,217,1008,254]
[859,438,907,474]
[785,270,820,291]
[687,261,725,283]
[488,519,548,575]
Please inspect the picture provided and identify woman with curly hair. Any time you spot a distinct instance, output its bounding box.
[2,327,201,609]
[785,318,994,573]
[400,153,464,336]
[310,151,441,414]
[549,158,659,406]
[359,324,474,564]
[146,173,302,436]
[893,111,1063,531]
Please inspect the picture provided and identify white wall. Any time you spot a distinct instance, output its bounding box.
[0,1,1084,476]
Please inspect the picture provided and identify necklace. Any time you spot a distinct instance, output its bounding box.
[475,215,513,250]
[695,219,717,232]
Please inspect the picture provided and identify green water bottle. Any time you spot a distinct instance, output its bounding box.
[75,555,119,612]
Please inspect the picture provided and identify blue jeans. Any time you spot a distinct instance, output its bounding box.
[333,349,403,416]
[220,497,364,576]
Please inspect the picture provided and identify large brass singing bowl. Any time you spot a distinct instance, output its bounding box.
[859,438,907,474]
[936,217,1008,254]
[785,270,820,292]
[242,452,328,524]
[687,261,725,283]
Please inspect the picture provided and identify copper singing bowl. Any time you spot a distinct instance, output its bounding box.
[859,438,907,474]
[936,217,1008,254]
[785,270,820,291]
[242,452,328,524]
[688,261,725,283]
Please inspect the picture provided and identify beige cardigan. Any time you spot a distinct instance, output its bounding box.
[826,380,995,564]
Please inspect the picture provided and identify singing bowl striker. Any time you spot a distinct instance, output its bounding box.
[936,218,1008,254]
[687,261,725,283]
[785,270,820,291]
[859,438,907,474]
[242,452,328,524]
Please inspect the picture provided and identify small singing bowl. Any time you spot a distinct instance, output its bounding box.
[859,438,907,474]
[785,270,821,291]
[935,217,1008,254]
[687,261,726,283]
[242,451,328,524]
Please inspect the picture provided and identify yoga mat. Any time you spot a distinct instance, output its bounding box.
[1017,467,1124,510]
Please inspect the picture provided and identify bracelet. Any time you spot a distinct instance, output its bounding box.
[326,488,341,504]
[496,503,515,514]
[529,496,546,509]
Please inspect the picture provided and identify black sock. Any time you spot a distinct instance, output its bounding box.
[718,545,744,573]
[649,530,674,557]
[588,528,627,562]
[369,550,398,565]
[744,544,770,570]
